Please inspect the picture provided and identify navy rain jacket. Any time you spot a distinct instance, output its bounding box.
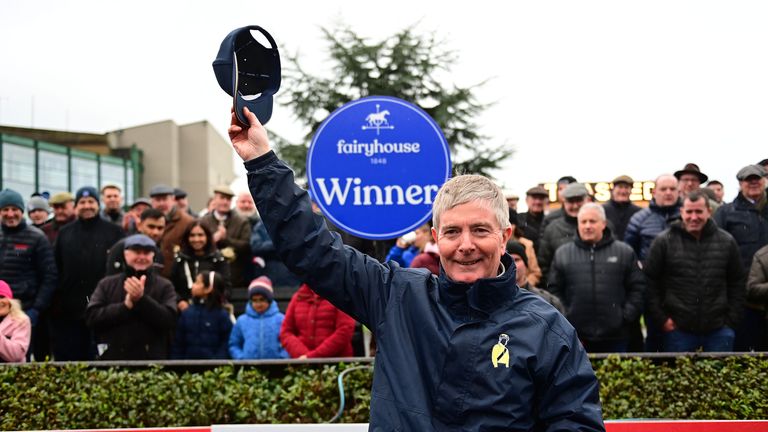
[245,152,604,431]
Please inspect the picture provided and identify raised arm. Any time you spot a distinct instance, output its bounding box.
[229,107,395,329]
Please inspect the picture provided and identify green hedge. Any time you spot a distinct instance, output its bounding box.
[1,356,766,429]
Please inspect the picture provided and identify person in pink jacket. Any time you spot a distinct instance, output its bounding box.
[280,283,356,358]
[0,280,32,363]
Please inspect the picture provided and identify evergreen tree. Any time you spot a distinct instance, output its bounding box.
[275,25,513,182]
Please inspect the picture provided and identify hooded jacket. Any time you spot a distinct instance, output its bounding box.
[229,301,288,360]
[171,300,232,359]
[170,249,231,303]
[548,230,645,342]
[0,314,31,363]
[280,283,356,358]
[645,219,745,333]
[244,152,604,431]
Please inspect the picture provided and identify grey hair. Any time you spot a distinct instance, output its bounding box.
[432,175,510,230]
[577,202,606,221]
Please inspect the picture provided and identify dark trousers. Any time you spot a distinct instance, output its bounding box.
[49,318,95,361]
[664,326,735,352]
[29,311,52,361]
[733,307,768,352]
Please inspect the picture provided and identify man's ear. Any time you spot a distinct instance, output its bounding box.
[431,227,439,243]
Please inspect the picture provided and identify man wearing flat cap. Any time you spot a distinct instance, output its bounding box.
[674,162,708,199]
[537,182,590,285]
[517,186,549,251]
[150,184,195,279]
[51,186,124,360]
[200,185,252,289]
[86,234,177,360]
[603,175,641,241]
[42,192,76,245]
[714,164,768,351]
[174,188,195,217]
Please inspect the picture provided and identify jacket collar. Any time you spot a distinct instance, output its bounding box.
[246,299,280,318]
[574,227,615,250]
[670,218,718,239]
[649,198,682,215]
[438,253,518,319]
[1,218,27,233]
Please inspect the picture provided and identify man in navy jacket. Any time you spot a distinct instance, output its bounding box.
[229,107,604,431]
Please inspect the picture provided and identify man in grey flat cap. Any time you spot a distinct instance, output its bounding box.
[713,164,768,351]
[537,183,590,284]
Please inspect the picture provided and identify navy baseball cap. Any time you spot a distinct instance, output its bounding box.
[213,25,281,126]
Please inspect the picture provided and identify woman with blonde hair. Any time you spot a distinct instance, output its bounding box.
[0,280,31,363]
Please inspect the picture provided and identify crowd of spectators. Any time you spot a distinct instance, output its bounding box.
[1,157,767,362]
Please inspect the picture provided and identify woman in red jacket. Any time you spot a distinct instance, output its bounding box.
[280,283,356,358]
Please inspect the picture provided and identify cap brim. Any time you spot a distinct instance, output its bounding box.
[234,90,274,126]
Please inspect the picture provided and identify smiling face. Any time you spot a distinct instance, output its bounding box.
[740,176,766,201]
[525,194,547,213]
[611,183,632,203]
[0,296,11,318]
[52,201,75,222]
[213,192,233,214]
[75,196,99,220]
[124,248,155,271]
[681,196,711,237]
[432,201,512,283]
[188,225,208,252]
[1,206,24,228]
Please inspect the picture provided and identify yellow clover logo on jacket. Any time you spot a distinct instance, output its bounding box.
[491,333,510,368]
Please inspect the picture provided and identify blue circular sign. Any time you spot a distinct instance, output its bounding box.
[307,96,452,240]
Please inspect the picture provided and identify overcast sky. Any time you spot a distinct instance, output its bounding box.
[1,1,766,209]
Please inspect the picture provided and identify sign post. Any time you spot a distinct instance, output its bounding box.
[307,96,452,240]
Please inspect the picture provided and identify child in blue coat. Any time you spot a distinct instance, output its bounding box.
[229,276,288,359]
[171,271,232,359]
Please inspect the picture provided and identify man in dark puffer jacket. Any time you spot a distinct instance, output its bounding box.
[645,191,745,352]
[713,164,768,351]
[0,189,57,360]
[549,203,645,353]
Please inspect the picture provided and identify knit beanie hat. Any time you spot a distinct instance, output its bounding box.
[0,189,24,211]
[75,186,100,205]
[0,280,13,299]
[27,196,51,213]
[505,240,528,268]
[248,276,274,302]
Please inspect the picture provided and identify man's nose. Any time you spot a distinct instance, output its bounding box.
[457,231,475,251]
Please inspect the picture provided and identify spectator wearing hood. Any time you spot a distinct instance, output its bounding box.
[0,280,32,363]
[229,276,288,359]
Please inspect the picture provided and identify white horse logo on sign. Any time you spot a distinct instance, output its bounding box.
[362,104,395,135]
